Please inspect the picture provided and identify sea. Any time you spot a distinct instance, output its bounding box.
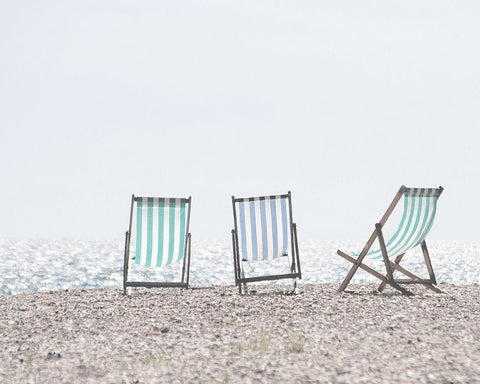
[0,238,478,295]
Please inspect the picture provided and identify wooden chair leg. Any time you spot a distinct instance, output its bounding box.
[421,241,437,285]
[388,260,445,294]
[378,254,405,292]
[337,249,371,293]
[337,250,413,296]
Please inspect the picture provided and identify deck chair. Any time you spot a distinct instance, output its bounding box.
[123,195,192,294]
[231,191,301,295]
[337,186,444,295]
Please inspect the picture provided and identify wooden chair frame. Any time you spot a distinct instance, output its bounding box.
[337,185,445,296]
[231,191,301,295]
[123,195,192,295]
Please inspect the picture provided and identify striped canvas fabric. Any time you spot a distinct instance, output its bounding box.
[135,197,188,267]
[365,188,441,259]
[235,195,290,262]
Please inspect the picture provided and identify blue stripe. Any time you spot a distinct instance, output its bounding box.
[280,198,288,255]
[249,200,258,261]
[260,199,268,261]
[270,198,279,259]
[238,202,248,261]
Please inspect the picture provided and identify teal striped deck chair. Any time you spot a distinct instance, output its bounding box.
[231,191,301,295]
[337,186,445,295]
[123,195,192,294]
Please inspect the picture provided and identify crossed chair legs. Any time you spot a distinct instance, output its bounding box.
[338,224,445,296]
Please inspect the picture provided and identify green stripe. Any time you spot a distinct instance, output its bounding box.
[145,198,154,267]
[167,199,176,265]
[177,200,186,262]
[135,199,143,265]
[156,198,165,267]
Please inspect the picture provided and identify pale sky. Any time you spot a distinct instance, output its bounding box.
[1,1,479,240]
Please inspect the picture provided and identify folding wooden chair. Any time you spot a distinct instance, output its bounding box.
[337,186,445,295]
[123,195,192,294]
[231,191,301,295]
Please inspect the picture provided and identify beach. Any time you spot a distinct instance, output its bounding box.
[1,283,479,383]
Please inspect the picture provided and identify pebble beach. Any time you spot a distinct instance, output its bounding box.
[1,283,479,383]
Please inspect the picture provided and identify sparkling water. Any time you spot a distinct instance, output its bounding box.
[0,238,478,295]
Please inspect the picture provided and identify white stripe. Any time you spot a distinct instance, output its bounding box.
[244,201,253,261]
[265,197,274,261]
[140,197,148,266]
[173,199,182,263]
[275,197,285,256]
[162,198,170,266]
[254,198,263,260]
[150,198,159,267]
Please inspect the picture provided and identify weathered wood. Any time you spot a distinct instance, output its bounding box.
[376,224,394,281]
[133,196,190,203]
[233,194,289,203]
[123,231,129,295]
[288,191,296,273]
[293,223,302,279]
[421,240,437,285]
[337,250,413,296]
[126,281,188,288]
[338,185,446,295]
[231,197,242,286]
[337,250,389,282]
[185,233,192,288]
[378,185,407,226]
[181,197,192,286]
[378,253,405,292]
[238,273,301,284]
[123,195,136,295]
[388,260,445,294]
[338,186,407,293]
[394,279,434,284]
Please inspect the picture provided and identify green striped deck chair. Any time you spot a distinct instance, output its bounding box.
[231,191,301,295]
[123,195,192,294]
[337,186,445,295]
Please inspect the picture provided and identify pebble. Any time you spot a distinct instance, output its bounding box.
[0,283,479,383]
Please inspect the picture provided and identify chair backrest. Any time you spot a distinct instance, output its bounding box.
[371,187,442,259]
[233,193,292,262]
[134,197,190,267]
